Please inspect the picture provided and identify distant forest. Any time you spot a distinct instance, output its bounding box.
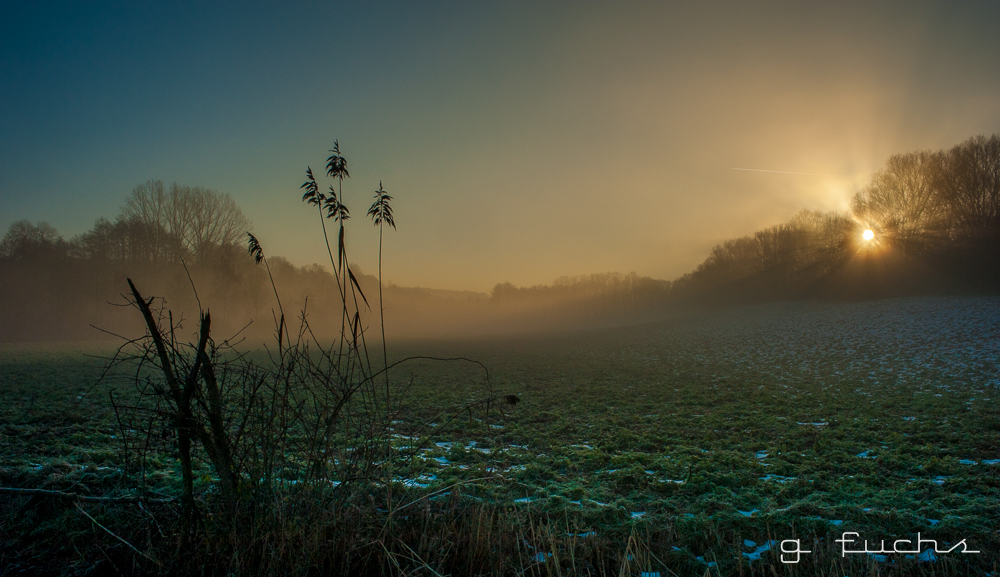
[670,133,1000,302]
[2,134,998,342]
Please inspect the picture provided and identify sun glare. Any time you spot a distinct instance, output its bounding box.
[863,229,875,241]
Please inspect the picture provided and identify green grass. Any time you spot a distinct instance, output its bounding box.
[2,296,999,575]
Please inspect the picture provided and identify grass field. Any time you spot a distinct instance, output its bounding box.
[2,295,999,575]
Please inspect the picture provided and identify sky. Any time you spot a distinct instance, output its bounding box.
[3,1,1000,292]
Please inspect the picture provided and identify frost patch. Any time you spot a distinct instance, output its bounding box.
[742,540,777,561]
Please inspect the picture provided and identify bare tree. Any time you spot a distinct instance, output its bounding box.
[120,181,251,263]
[932,134,1000,244]
[0,220,63,259]
[120,180,170,262]
[185,186,248,259]
[851,151,946,250]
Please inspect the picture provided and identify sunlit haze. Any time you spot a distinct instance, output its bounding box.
[3,2,1000,292]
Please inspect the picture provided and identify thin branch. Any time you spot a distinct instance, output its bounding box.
[75,501,162,566]
[180,257,202,315]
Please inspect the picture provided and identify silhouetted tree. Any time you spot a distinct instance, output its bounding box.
[121,180,251,264]
[932,134,1000,246]
[851,151,946,252]
[0,220,64,260]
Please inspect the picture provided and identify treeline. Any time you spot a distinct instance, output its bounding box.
[0,182,263,341]
[0,180,587,341]
[669,134,1000,303]
[489,272,672,326]
[669,210,856,302]
[3,134,999,342]
[489,134,1000,311]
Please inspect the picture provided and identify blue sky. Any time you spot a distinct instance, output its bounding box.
[3,1,1000,291]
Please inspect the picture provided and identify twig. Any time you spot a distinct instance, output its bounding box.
[380,541,407,576]
[180,257,202,314]
[397,540,447,577]
[74,501,162,566]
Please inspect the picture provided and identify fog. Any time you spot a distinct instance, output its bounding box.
[3,3,1000,297]
[3,129,999,344]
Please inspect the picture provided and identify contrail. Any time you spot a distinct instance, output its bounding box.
[730,167,848,177]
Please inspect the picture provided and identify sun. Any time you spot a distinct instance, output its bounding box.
[863,229,875,241]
